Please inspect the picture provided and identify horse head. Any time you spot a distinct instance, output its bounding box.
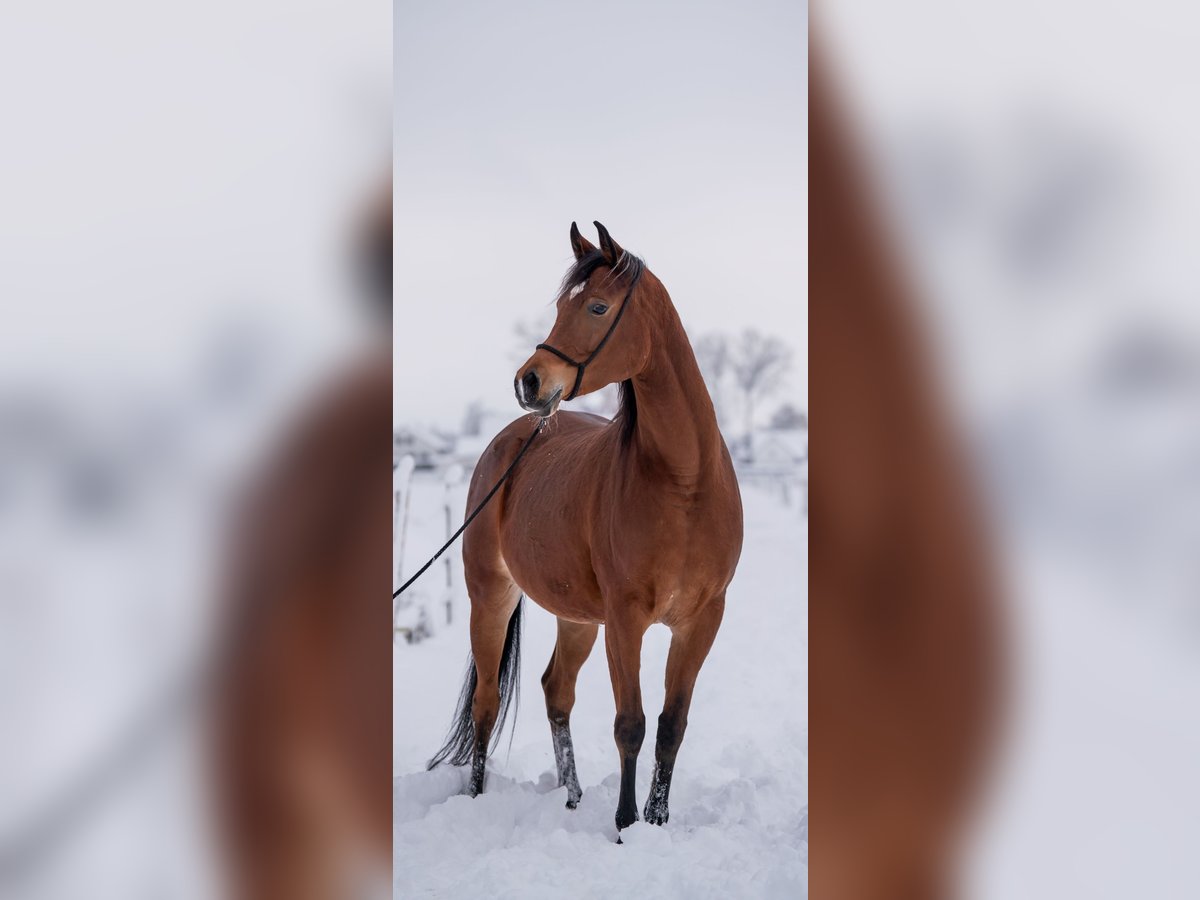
[514,221,650,417]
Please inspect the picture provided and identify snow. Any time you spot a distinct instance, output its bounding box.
[393,475,808,898]
[963,539,1200,898]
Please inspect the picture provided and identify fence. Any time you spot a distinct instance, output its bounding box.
[393,457,467,644]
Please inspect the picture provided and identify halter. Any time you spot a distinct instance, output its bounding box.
[536,264,643,401]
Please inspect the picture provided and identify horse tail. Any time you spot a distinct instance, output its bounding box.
[427,596,524,770]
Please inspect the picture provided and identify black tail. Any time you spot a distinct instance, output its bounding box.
[427,597,524,770]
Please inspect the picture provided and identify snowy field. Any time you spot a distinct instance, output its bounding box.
[393,471,808,899]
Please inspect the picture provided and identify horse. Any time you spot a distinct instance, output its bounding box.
[212,181,393,899]
[427,221,744,834]
[809,49,1002,899]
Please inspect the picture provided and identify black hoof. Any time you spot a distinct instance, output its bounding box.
[615,809,639,831]
[643,774,670,824]
[469,754,486,797]
[564,783,582,809]
[643,804,668,825]
[467,772,485,797]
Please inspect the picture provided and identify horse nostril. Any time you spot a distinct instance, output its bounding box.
[521,370,540,402]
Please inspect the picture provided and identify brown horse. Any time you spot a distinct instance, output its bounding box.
[212,181,393,899]
[427,222,743,833]
[810,49,1002,898]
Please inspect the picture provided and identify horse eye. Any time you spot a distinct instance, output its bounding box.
[589,303,609,316]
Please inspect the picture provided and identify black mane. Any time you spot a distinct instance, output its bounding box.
[557,249,645,301]
[616,378,637,444]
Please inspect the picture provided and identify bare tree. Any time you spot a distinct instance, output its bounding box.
[511,313,554,364]
[769,402,807,431]
[731,329,792,441]
[460,399,486,436]
[694,332,732,429]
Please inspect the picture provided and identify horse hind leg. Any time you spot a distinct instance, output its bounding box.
[428,567,523,798]
[644,594,725,826]
[430,440,528,796]
[465,578,523,796]
[541,618,599,808]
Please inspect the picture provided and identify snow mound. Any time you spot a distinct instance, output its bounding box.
[394,483,807,897]
[394,752,806,899]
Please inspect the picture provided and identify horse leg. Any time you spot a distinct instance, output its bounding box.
[604,612,649,832]
[466,578,521,797]
[541,618,599,808]
[644,594,725,825]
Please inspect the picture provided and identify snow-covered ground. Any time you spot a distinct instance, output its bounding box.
[393,472,808,899]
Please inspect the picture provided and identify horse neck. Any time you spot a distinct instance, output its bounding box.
[623,292,723,480]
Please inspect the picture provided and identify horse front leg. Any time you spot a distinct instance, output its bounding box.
[644,594,725,825]
[604,612,648,833]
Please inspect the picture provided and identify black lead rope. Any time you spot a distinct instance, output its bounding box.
[536,268,642,401]
[392,418,545,599]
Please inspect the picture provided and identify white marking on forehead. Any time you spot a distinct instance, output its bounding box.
[568,282,587,300]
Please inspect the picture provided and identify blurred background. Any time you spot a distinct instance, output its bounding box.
[818,1,1200,896]
[0,2,389,897]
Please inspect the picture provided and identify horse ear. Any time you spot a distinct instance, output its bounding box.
[594,221,624,265]
[570,221,596,261]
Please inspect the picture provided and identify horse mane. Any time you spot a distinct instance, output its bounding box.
[557,249,646,444]
[557,249,645,301]
[616,378,637,444]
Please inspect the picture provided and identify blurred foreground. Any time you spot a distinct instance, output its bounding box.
[816,4,1200,897]
[0,3,390,897]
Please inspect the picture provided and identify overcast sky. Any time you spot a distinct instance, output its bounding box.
[394,0,808,427]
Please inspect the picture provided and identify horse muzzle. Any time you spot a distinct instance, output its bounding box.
[515,360,567,415]
[515,377,563,418]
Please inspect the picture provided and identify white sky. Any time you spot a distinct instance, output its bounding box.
[394,0,808,427]
[0,2,389,394]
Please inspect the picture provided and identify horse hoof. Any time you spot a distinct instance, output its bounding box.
[643,798,668,825]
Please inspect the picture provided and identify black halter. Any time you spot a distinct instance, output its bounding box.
[536,265,643,401]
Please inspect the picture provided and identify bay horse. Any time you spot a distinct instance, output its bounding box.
[810,48,1002,898]
[428,222,743,833]
[212,181,392,899]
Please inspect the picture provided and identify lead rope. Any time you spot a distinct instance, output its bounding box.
[392,417,545,599]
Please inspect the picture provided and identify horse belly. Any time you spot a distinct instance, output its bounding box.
[498,505,603,624]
